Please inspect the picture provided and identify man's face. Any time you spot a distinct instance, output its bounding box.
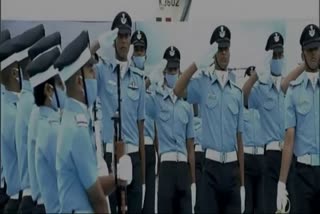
[133,45,146,57]
[303,47,320,70]
[115,32,131,60]
[272,50,284,59]
[215,47,230,70]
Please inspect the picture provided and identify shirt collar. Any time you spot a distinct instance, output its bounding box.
[4,90,19,104]
[39,106,57,118]
[22,80,32,92]
[210,71,232,88]
[304,70,320,89]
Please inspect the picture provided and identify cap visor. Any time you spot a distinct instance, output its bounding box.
[218,41,230,48]
[303,41,320,49]
[166,61,180,69]
[118,25,131,34]
[133,41,145,48]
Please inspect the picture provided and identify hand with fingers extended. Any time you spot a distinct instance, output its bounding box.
[194,43,218,70]
[98,28,118,49]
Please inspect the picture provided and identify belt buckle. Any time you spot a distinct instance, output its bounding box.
[220,152,226,163]
[253,146,258,155]
[311,154,320,166]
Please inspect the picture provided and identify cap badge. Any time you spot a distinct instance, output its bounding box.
[121,13,127,24]
[169,46,175,56]
[137,31,142,40]
[274,33,279,42]
[309,25,315,37]
[219,26,225,38]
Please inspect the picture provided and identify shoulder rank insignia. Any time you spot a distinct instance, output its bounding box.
[75,114,88,127]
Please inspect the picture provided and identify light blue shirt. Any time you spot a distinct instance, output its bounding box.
[144,84,157,140]
[248,73,285,144]
[243,109,263,147]
[56,98,97,213]
[187,71,244,152]
[285,72,320,156]
[193,116,202,146]
[0,84,6,185]
[27,105,41,200]
[35,106,60,213]
[1,90,20,196]
[15,80,34,190]
[147,86,194,155]
[95,61,145,146]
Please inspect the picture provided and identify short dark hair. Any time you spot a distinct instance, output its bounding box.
[33,77,55,107]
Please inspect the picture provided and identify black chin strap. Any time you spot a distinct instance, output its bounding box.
[80,68,89,106]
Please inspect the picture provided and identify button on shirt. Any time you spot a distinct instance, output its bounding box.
[15,80,34,190]
[285,71,320,156]
[1,91,20,196]
[248,72,285,145]
[27,105,41,201]
[95,61,145,146]
[146,85,194,155]
[243,108,263,147]
[56,98,97,213]
[35,106,60,213]
[187,70,244,152]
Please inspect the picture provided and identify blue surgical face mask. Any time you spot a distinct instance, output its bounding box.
[56,87,66,109]
[84,79,97,108]
[51,91,59,111]
[270,59,284,76]
[132,56,146,70]
[165,73,178,88]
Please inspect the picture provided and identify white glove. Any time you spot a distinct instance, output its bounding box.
[148,59,168,84]
[98,28,118,49]
[117,155,132,185]
[195,43,218,70]
[240,186,245,213]
[191,183,196,213]
[276,181,290,213]
[142,183,146,209]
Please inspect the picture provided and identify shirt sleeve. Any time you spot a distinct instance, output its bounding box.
[186,105,195,139]
[285,86,296,129]
[187,75,204,104]
[71,129,98,190]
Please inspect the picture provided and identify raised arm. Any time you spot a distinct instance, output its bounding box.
[281,63,305,94]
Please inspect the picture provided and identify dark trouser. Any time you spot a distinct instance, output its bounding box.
[0,181,10,213]
[158,162,192,214]
[32,203,45,214]
[194,151,204,213]
[104,151,118,214]
[142,145,156,214]
[18,195,34,214]
[4,199,20,214]
[199,159,240,214]
[264,150,296,214]
[244,154,264,213]
[294,163,320,213]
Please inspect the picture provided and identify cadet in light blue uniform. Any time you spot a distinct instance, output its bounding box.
[0,34,22,214]
[131,30,158,214]
[242,32,291,213]
[0,29,11,212]
[174,25,245,213]
[278,24,320,214]
[94,11,146,213]
[27,39,64,213]
[12,24,45,214]
[146,46,195,214]
[54,31,113,213]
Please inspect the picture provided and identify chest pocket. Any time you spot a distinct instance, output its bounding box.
[159,102,171,121]
[177,107,188,124]
[206,93,218,108]
[127,87,139,101]
[263,95,276,110]
[106,80,117,95]
[296,97,312,115]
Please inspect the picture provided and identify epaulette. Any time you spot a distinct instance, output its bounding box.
[230,80,242,92]
[155,86,164,96]
[290,74,304,86]
[130,66,143,78]
[201,69,210,77]
[48,118,59,125]
[75,114,88,127]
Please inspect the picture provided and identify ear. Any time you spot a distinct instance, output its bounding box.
[44,83,53,98]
